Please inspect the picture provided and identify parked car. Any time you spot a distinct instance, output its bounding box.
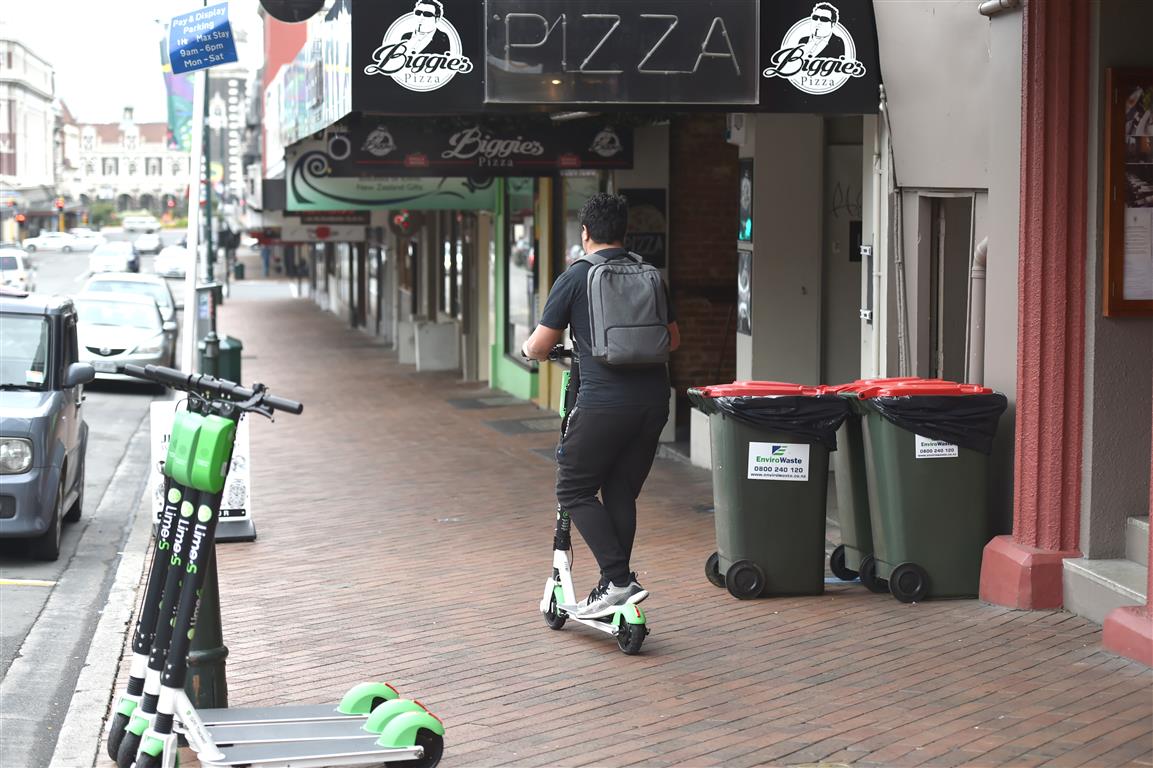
[89,241,140,274]
[122,215,160,234]
[22,232,79,253]
[0,249,36,292]
[75,292,177,379]
[82,272,179,329]
[0,287,95,561]
[153,245,192,279]
[68,229,107,251]
[134,232,163,255]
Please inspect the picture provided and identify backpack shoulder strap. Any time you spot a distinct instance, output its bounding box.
[576,252,609,267]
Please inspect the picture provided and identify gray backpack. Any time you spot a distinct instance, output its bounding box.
[578,251,670,366]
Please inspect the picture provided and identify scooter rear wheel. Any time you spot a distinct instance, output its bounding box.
[543,593,567,630]
[616,621,646,655]
[397,728,444,768]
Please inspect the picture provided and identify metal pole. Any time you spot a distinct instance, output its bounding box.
[204,70,215,284]
[180,68,206,373]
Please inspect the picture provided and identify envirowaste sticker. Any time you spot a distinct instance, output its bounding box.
[915,435,958,459]
[748,442,810,481]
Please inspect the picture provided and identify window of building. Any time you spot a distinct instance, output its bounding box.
[146,158,161,176]
[552,173,604,281]
[103,158,118,176]
[505,177,537,361]
[127,161,138,176]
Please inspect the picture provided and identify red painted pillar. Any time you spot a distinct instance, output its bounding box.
[1102,400,1153,665]
[979,0,1088,609]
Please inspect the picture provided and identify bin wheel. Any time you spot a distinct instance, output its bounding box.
[725,560,765,600]
[858,554,889,594]
[889,562,929,603]
[705,552,726,588]
[829,544,858,581]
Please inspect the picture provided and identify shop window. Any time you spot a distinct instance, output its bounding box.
[440,212,465,319]
[505,177,537,360]
[552,173,603,281]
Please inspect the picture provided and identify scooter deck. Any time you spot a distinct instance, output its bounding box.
[207,718,379,745]
[197,702,365,726]
[199,737,422,768]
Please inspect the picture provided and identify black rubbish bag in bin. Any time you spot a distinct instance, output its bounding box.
[857,385,1008,455]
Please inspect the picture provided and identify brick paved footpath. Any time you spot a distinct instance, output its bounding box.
[101,290,1152,768]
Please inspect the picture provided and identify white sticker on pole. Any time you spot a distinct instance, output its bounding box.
[150,401,253,522]
[915,435,959,459]
[747,442,810,481]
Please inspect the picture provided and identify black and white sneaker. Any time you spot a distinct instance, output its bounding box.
[575,574,649,619]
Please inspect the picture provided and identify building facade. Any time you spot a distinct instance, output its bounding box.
[0,37,57,240]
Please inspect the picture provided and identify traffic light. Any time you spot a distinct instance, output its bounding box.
[55,197,65,211]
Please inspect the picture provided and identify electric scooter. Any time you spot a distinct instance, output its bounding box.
[108,392,401,763]
[116,365,444,768]
[534,347,649,655]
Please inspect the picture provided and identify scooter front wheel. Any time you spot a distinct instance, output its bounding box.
[543,593,567,630]
[106,712,130,761]
[116,730,141,768]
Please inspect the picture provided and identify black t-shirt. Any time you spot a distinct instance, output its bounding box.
[539,248,675,409]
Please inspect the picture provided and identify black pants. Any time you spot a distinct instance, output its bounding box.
[555,405,668,586]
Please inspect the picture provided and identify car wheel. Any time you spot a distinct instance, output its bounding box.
[25,244,36,253]
[62,245,72,253]
[64,461,84,523]
[32,479,64,561]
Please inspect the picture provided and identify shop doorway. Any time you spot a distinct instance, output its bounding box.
[925,196,973,382]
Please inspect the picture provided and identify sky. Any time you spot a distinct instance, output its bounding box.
[0,0,264,125]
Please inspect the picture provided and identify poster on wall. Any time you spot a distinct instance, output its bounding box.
[738,159,754,242]
[1103,69,1153,316]
[737,249,752,335]
[621,189,667,269]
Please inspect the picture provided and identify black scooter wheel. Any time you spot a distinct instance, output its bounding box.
[116,730,142,768]
[136,751,163,768]
[889,562,929,603]
[705,552,725,588]
[397,728,445,768]
[106,712,130,761]
[616,621,646,655]
[543,592,567,630]
[859,554,889,594]
[829,544,858,581]
[725,560,766,600]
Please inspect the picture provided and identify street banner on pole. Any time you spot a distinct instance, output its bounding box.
[168,3,239,75]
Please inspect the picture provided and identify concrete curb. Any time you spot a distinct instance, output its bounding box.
[48,423,154,768]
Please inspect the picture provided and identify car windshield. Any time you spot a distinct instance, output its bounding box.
[0,314,50,389]
[86,280,171,308]
[76,299,159,329]
[0,255,19,270]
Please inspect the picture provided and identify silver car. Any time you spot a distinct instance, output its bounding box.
[81,272,179,325]
[74,292,177,380]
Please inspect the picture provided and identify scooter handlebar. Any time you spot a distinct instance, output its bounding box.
[122,364,304,414]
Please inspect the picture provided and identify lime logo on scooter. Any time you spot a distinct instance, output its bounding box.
[155,490,181,551]
[185,505,215,576]
[169,501,196,567]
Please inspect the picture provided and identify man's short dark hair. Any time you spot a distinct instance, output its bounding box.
[415,0,443,18]
[579,193,629,244]
[813,2,838,24]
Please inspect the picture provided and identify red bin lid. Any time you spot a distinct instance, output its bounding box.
[826,376,941,394]
[857,381,994,399]
[692,380,823,398]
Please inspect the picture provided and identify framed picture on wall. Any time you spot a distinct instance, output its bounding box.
[737,249,752,335]
[1104,68,1153,316]
[738,159,754,242]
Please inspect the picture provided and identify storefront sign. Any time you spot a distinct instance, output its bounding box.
[343,120,632,176]
[287,139,498,211]
[747,441,809,481]
[298,211,371,225]
[282,222,367,242]
[760,0,880,113]
[485,0,760,105]
[621,189,666,268]
[353,0,484,113]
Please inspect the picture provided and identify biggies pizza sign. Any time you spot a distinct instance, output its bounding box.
[348,0,880,114]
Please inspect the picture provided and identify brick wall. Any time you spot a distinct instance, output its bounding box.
[668,114,739,433]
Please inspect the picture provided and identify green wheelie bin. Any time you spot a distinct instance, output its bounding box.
[855,381,1008,603]
[688,382,850,600]
[827,377,927,593]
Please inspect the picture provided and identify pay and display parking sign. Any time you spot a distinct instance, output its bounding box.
[747,442,810,481]
[168,3,238,75]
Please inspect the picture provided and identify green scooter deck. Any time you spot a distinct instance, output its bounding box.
[207,718,378,745]
[199,737,423,767]
[197,702,367,726]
